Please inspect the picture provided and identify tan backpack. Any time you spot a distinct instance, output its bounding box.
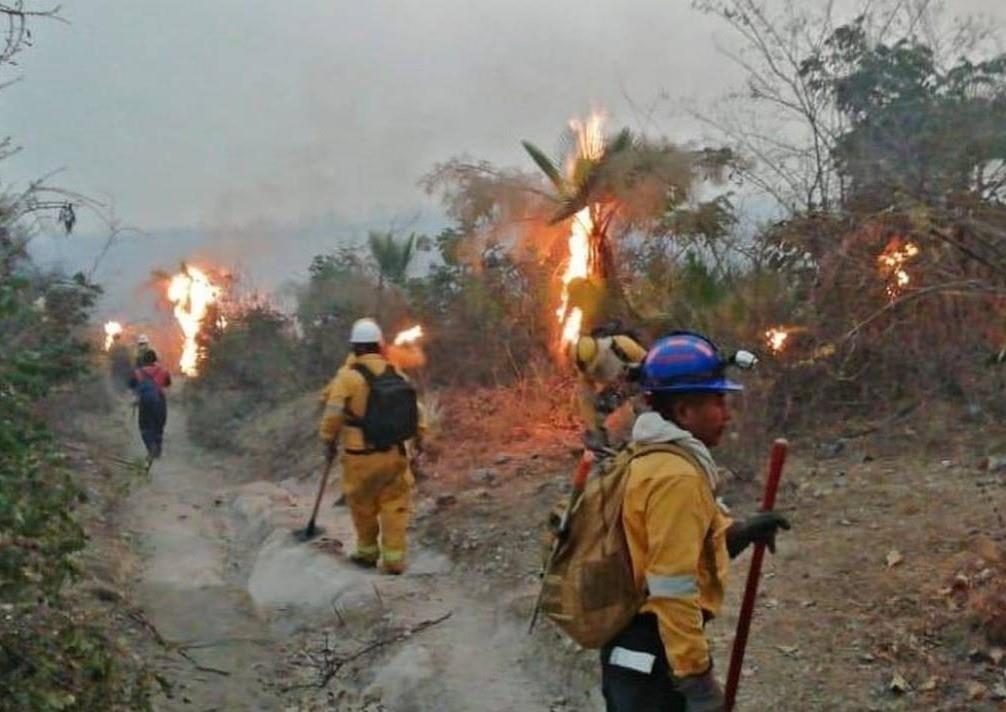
[537,442,701,649]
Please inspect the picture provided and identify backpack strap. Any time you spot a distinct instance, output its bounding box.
[345,363,375,426]
[350,361,403,382]
[609,337,631,365]
[351,362,377,383]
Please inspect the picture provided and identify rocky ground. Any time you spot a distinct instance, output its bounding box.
[76,381,1006,710]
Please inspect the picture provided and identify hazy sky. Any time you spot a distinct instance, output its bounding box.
[5,0,1004,235]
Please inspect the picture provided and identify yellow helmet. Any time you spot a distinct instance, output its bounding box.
[570,336,599,372]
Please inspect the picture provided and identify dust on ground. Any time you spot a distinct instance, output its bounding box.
[86,380,1006,711]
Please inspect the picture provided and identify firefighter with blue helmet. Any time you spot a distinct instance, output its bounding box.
[600,331,790,712]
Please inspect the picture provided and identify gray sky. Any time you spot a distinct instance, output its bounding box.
[9,0,1003,327]
[3,1,757,233]
[7,1,1005,235]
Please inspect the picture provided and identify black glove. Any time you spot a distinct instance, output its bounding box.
[726,511,791,558]
[595,387,623,415]
[323,440,338,464]
[587,428,607,450]
[676,668,725,712]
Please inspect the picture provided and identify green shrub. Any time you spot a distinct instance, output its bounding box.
[0,257,151,710]
[188,302,308,448]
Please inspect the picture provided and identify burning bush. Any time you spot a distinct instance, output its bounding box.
[187,302,305,449]
[757,204,1006,425]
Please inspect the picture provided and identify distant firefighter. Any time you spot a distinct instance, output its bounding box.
[134,333,152,368]
[129,349,172,462]
[568,322,648,448]
[107,332,133,392]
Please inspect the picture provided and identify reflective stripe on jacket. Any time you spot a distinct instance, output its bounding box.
[622,449,732,677]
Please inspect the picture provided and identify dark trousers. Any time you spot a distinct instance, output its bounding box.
[601,613,686,712]
[138,396,167,458]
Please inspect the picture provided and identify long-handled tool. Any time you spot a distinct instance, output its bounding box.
[293,452,337,542]
[724,438,789,711]
[528,450,595,634]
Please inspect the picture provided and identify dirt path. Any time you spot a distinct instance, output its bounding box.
[120,394,566,711]
[116,392,1006,711]
[123,402,290,709]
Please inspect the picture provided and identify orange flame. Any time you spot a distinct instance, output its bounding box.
[556,112,606,349]
[393,325,424,346]
[167,265,222,376]
[877,240,919,299]
[387,324,426,371]
[103,321,123,351]
[765,327,790,354]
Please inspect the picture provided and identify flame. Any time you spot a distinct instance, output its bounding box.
[393,325,424,346]
[765,327,790,354]
[556,208,593,345]
[877,240,919,298]
[556,112,606,349]
[103,321,123,351]
[387,324,426,371]
[569,113,606,165]
[166,265,222,376]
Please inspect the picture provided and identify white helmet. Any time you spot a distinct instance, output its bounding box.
[349,318,383,344]
[137,334,150,346]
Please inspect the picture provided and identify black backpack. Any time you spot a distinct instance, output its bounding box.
[349,363,419,450]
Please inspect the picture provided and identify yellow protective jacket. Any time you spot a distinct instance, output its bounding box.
[319,353,424,451]
[319,353,388,450]
[570,334,647,383]
[623,433,732,677]
[570,334,648,434]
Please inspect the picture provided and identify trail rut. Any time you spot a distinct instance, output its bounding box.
[119,394,571,711]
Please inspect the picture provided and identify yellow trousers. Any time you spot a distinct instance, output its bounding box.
[341,449,414,568]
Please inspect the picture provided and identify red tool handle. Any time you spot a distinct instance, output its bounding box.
[724,438,788,711]
[572,451,594,491]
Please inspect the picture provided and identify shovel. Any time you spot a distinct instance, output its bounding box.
[293,453,337,542]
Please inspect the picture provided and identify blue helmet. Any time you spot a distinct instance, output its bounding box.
[641,331,744,394]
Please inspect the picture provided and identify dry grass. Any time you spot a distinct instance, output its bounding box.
[940,536,1006,647]
[424,373,580,486]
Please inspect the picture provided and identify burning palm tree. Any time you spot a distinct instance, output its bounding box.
[523,116,632,281]
[523,114,634,345]
[524,115,735,348]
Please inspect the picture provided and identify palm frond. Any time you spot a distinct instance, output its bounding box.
[549,167,605,224]
[368,230,416,285]
[607,128,634,154]
[571,157,596,191]
[522,140,565,192]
